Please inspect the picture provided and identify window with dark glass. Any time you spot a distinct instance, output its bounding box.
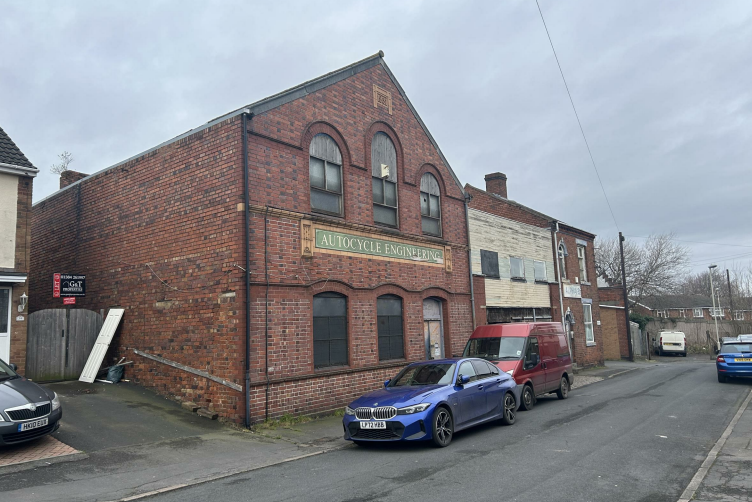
[0,288,8,333]
[480,250,500,278]
[458,361,477,382]
[377,295,404,361]
[371,132,398,226]
[309,134,343,216]
[471,359,492,380]
[313,292,348,368]
[558,242,567,280]
[420,172,441,236]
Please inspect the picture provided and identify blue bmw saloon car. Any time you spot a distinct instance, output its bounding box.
[717,338,752,382]
[343,358,520,447]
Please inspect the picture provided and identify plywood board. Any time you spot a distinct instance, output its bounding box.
[79,308,125,383]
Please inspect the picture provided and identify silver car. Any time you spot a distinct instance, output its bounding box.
[0,358,62,445]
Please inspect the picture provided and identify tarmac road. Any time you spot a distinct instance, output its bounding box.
[150,358,750,502]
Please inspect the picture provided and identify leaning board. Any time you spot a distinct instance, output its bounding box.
[78,308,125,383]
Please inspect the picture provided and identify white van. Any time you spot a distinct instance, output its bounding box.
[653,331,687,357]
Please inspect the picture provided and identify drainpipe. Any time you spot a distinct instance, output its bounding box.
[552,221,571,360]
[464,196,476,330]
[241,111,252,429]
[264,206,270,421]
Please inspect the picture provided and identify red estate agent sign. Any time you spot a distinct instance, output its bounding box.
[53,273,61,298]
[63,297,76,305]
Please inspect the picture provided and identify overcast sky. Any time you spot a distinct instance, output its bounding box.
[2,0,751,273]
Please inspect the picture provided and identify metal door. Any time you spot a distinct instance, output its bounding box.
[423,298,444,360]
[0,287,10,362]
[26,309,103,381]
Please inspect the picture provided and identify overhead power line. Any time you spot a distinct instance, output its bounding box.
[625,235,752,249]
[535,0,620,232]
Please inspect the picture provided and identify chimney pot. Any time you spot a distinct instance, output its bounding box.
[484,172,508,198]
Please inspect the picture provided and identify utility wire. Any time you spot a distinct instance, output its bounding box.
[625,235,752,249]
[535,0,620,231]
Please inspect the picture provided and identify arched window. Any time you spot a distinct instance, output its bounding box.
[377,295,404,361]
[313,292,348,368]
[420,172,441,236]
[371,132,398,227]
[558,241,567,280]
[309,134,343,216]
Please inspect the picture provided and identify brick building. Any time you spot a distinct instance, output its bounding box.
[466,173,604,368]
[30,53,473,424]
[0,126,36,370]
[635,295,740,321]
[598,286,630,360]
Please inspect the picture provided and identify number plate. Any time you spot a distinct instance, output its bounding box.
[359,421,386,429]
[734,358,752,362]
[18,417,48,432]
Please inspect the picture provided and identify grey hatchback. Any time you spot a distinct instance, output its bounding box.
[0,358,62,445]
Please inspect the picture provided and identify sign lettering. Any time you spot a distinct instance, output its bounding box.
[315,229,443,264]
[55,274,87,297]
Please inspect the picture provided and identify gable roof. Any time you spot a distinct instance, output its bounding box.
[639,295,713,309]
[37,52,465,206]
[0,125,35,168]
[465,184,555,222]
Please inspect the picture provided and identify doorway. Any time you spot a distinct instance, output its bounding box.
[423,298,444,360]
[0,287,10,362]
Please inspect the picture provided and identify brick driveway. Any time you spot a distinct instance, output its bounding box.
[0,435,79,469]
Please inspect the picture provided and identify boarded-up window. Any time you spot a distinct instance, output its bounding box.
[310,134,343,216]
[534,260,547,282]
[510,256,525,279]
[313,292,348,368]
[371,133,398,227]
[377,295,404,361]
[480,250,500,278]
[420,173,441,236]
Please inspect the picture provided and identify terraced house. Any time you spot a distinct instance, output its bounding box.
[30,53,473,424]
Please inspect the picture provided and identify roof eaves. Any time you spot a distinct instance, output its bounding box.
[466,184,555,222]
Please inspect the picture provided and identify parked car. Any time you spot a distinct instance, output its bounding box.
[462,322,573,411]
[0,358,62,445]
[343,358,520,448]
[652,331,687,357]
[717,340,752,383]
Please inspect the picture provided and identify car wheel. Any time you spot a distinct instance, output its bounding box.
[717,373,727,383]
[682,352,687,357]
[500,392,516,426]
[556,376,570,399]
[520,384,535,411]
[431,407,453,448]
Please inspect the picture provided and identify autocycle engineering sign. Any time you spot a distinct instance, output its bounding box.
[53,274,86,297]
[314,229,444,264]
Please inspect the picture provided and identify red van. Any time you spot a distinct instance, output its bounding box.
[462,322,573,411]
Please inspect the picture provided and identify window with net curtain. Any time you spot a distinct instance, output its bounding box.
[313,292,348,368]
[309,134,343,216]
[420,172,441,236]
[371,132,398,227]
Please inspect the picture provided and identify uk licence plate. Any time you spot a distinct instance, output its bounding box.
[734,358,752,362]
[360,421,386,429]
[18,418,48,432]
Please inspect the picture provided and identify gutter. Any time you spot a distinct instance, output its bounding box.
[464,196,476,330]
[242,111,252,428]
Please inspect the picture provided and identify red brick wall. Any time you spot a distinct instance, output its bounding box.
[598,286,629,358]
[8,176,33,372]
[465,185,550,229]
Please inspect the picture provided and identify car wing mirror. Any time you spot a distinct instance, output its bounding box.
[384,379,390,388]
[457,374,470,386]
[9,363,17,372]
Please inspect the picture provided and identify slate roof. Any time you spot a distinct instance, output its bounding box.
[640,295,713,309]
[0,126,34,168]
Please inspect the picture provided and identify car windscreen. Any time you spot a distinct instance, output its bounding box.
[720,344,752,354]
[0,359,18,381]
[463,337,526,361]
[389,363,456,387]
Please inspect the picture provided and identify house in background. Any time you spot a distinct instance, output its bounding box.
[466,173,604,368]
[635,295,728,321]
[0,126,37,369]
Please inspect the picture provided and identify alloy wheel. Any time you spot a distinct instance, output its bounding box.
[503,394,516,424]
[434,409,453,446]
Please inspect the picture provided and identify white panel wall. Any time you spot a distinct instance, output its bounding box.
[468,208,554,308]
[0,174,18,268]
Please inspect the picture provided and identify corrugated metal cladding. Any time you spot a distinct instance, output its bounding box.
[79,308,125,383]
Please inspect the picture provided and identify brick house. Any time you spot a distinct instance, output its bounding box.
[0,126,37,370]
[466,173,604,368]
[30,53,473,424]
[636,295,733,321]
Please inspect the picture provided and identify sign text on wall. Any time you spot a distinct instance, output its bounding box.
[314,229,444,265]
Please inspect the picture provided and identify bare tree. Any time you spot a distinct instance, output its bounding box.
[596,233,689,305]
[50,151,73,175]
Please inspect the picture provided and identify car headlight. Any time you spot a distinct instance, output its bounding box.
[505,370,514,376]
[344,406,356,416]
[51,392,61,411]
[397,403,431,415]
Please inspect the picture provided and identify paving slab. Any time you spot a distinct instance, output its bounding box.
[0,435,84,473]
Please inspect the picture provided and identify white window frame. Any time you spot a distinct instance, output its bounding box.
[533,260,547,283]
[557,243,567,280]
[510,256,525,280]
[678,309,686,318]
[711,308,724,318]
[693,308,703,318]
[656,309,668,318]
[0,286,12,362]
[583,303,595,345]
[734,311,745,321]
[577,245,587,282]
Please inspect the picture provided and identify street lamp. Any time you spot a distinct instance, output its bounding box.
[709,264,720,351]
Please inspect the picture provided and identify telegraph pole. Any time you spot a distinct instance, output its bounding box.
[726,269,735,319]
[619,232,634,361]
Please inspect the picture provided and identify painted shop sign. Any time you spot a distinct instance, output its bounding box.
[314,229,444,264]
[563,284,582,299]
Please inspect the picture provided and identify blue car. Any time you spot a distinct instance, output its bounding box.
[717,339,752,382]
[343,358,520,447]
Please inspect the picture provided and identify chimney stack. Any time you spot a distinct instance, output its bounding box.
[60,170,89,189]
[484,172,507,198]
